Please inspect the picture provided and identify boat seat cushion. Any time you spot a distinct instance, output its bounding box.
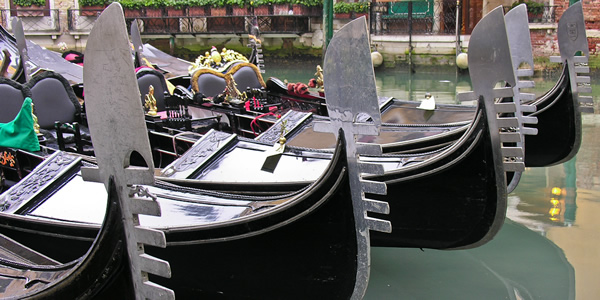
[0,77,31,123]
[232,65,264,92]
[191,63,265,99]
[25,71,81,129]
[195,73,227,98]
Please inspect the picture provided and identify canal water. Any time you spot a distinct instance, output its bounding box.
[265,61,599,299]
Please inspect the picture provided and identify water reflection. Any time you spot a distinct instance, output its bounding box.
[365,220,575,300]
[267,62,599,299]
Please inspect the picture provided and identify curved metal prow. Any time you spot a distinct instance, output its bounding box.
[504,4,539,193]
[551,1,593,113]
[456,6,525,247]
[83,3,174,299]
[11,18,30,82]
[314,17,391,300]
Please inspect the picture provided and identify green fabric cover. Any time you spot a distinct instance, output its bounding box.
[0,97,40,152]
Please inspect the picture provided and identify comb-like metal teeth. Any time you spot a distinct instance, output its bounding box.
[503,161,525,172]
[363,198,390,215]
[519,92,536,101]
[139,254,172,278]
[365,216,392,233]
[519,104,536,113]
[579,86,592,94]
[521,115,538,125]
[358,162,385,175]
[576,76,590,84]
[494,102,517,113]
[579,95,593,104]
[492,87,514,98]
[574,66,590,73]
[517,80,535,88]
[356,143,382,156]
[360,179,387,195]
[497,118,519,128]
[521,127,538,136]
[501,147,524,157]
[141,281,175,300]
[134,226,167,248]
[130,197,161,216]
[499,132,521,143]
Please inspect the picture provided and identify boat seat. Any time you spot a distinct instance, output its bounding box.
[25,71,81,129]
[232,64,265,92]
[136,68,168,112]
[0,77,31,123]
[191,70,227,99]
[25,71,92,155]
[191,63,265,99]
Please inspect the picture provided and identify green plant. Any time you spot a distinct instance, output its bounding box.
[226,0,248,7]
[334,1,368,14]
[13,0,46,6]
[186,0,212,6]
[118,0,143,9]
[79,0,111,6]
[511,1,544,15]
[293,0,321,7]
[143,0,167,8]
[164,0,182,8]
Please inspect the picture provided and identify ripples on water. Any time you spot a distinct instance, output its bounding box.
[266,62,599,299]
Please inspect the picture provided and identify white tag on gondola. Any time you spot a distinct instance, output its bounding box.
[417,94,436,110]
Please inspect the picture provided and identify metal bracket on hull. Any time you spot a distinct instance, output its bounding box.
[82,3,174,299]
[313,17,391,300]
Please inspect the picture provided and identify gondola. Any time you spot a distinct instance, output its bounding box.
[0,19,83,86]
[0,152,132,299]
[151,3,590,171]
[3,6,390,298]
[1,5,517,298]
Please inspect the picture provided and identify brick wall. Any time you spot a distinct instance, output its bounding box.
[529,0,600,57]
[530,27,559,57]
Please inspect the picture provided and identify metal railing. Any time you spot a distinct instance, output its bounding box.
[0,9,60,32]
[370,0,458,35]
[68,7,316,34]
[531,5,557,23]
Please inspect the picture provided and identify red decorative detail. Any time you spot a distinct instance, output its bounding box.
[0,151,15,167]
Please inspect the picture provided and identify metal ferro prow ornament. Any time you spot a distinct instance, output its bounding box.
[313,17,391,300]
[81,3,174,299]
